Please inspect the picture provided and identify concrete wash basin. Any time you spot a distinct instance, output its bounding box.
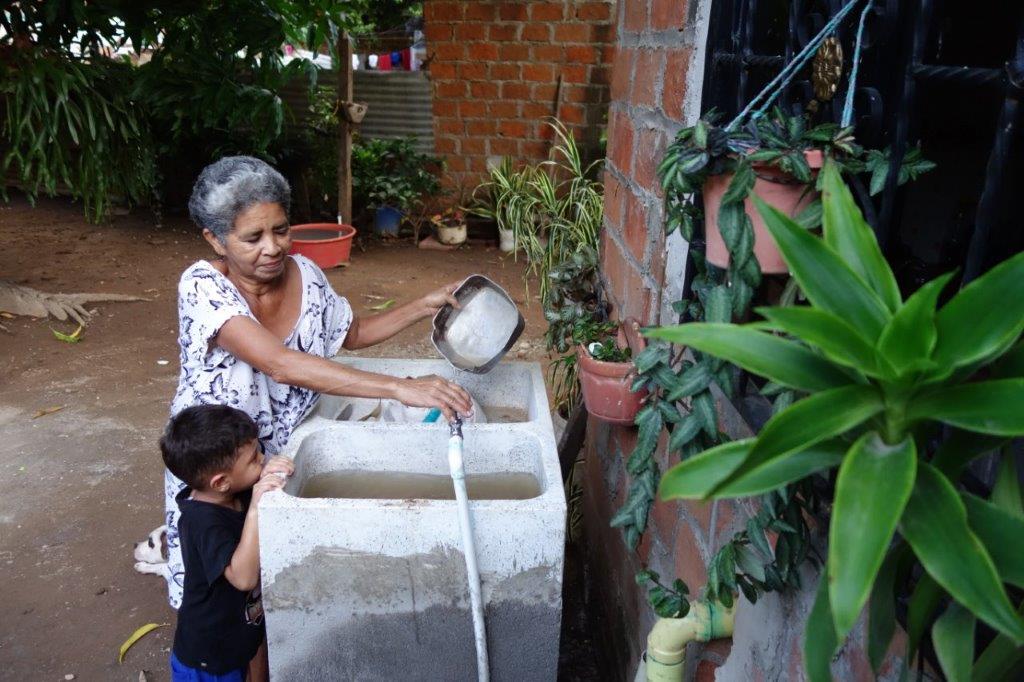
[260,359,566,681]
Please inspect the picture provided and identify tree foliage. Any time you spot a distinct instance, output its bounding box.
[2,1,375,219]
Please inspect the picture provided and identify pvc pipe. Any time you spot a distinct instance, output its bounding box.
[641,601,736,682]
[448,418,490,681]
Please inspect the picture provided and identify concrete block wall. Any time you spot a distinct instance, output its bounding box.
[587,1,906,680]
[422,0,616,190]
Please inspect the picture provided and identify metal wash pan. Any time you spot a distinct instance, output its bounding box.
[431,274,526,374]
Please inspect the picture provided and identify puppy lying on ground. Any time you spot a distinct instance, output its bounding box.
[133,525,170,581]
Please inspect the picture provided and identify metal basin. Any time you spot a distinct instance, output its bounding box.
[431,274,525,374]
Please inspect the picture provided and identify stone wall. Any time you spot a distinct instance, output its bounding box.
[585,1,905,680]
[422,0,617,191]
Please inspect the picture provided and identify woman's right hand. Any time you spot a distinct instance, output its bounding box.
[393,375,472,422]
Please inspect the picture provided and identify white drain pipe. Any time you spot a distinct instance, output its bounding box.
[448,417,490,681]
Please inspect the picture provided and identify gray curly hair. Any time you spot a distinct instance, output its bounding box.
[187,156,291,240]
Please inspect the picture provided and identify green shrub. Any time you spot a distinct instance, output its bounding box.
[350,137,441,213]
[1,52,155,221]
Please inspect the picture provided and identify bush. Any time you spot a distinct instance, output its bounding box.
[1,51,155,221]
[351,137,441,214]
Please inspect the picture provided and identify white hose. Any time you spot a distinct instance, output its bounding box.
[448,421,490,682]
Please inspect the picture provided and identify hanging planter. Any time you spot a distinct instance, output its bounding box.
[577,318,648,425]
[658,108,934,286]
[703,149,824,274]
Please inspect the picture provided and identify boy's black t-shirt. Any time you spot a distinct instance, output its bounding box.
[172,487,264,673]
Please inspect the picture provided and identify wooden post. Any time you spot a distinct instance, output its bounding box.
[337,32,353,224]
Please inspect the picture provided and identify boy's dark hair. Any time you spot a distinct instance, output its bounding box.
[161,405,259,489]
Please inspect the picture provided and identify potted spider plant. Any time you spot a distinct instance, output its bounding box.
[469,157,538,254]
[575,315,648,425]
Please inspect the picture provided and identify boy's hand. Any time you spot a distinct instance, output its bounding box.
[251,472,286,508]
[262,455,294,480]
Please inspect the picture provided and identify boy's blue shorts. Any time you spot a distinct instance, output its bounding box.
[170,651,245,682]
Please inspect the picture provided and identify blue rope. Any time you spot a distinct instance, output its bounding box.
[841,0,873,127]
[726,0,864,131]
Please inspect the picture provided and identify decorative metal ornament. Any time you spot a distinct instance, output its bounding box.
[812,36,844,101]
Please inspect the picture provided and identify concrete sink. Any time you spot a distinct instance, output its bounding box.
[260,359,565,681]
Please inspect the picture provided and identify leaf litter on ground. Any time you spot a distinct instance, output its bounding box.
[51,324,84,343]
[32,406,65,419]
[118,623,167,664]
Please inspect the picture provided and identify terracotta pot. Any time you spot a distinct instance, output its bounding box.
[577,318,648,425]
[703,149,824,274]
[289,224,357,268]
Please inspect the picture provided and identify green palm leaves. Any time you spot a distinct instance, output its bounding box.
[648,160,1024,679]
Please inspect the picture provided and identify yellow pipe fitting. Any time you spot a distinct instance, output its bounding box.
[643,601,736,682]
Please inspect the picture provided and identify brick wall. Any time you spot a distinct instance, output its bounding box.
[587,1,904,680]
[422,1,616,191]
[586,3,731,677]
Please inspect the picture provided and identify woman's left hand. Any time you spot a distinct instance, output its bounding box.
[420,281,462,315]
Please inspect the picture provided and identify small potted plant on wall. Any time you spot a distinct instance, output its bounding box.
[575,315,648,425]
[430,207,467,246]
[658,107,934,273]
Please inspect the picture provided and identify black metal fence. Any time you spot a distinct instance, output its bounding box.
[700,0,1023,291]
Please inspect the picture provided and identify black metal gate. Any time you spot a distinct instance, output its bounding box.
[700,0,1024,291]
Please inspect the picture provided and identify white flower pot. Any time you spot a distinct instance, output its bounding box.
[498,227,516,253]
[437,223,467,246]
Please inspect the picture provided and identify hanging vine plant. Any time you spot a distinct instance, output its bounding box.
[617,104,936,613]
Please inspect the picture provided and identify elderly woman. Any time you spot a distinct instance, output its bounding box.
[160,156,471,607]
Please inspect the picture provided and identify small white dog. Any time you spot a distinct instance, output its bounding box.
[133,524,171,581]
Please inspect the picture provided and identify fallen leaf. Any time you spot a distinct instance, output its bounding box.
[51,324,84,343]
[119,623,167,664]
[32,406,65,419]
[362,294,387,301]
[369,299,396,311]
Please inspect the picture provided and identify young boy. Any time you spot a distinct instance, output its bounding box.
[160,404,294,682]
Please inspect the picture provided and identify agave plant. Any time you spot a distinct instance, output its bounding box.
[648,160,1024,680]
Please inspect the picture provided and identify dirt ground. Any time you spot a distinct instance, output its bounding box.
[0,194,559,681]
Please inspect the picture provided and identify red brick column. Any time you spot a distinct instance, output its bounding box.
[599,0,692,324]
[584,1,744,678]
[422,1,616,190]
